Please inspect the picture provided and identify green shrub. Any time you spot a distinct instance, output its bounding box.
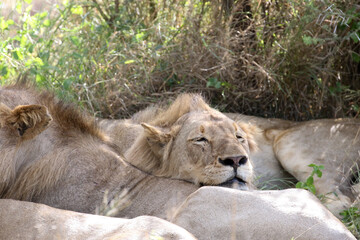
[295,164,324,195]
[1,0,359,120]
[341,207,360,238]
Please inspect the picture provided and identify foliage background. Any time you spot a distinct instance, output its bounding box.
[0,0,359,120]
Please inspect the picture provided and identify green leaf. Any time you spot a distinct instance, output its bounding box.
[36,74,44,84]
[6,19,14,26]
[28,44,34,53]
[71,5,83,15]
[135,32,146,42]
[306,176,314,185]
[352,52,360,63]
[215,81,221,89]
[0,65,8,76]
[0,17,7,31]
[24,0,33,4]
[26,57,44,67]
[20,35,27,47]
[307,185,316,195]
[34,57,44,66]
[296,182,305,188]
[70,36,80,47]
[12,49,23,60]
[25,4,32,13]
[302,35,314,45]
[39,12,48,19]
[43,19,50,27]
[124,60,135,64]
[16,2,22,14]
[63,78,73,90]
[350,32,359,43]
[316,170,322,178]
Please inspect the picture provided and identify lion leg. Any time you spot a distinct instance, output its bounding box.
[0,103,52,140]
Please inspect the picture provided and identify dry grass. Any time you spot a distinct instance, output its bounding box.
[1,0,359,121]
[77,0,359,120]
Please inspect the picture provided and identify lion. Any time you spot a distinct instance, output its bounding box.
[225,113,299,189]
[266,118,360,215]
[171,187,355,240]
[114,94,257,189]
[0,84,254,217]
[0,83,199,219]
[229,113,360,215]
[0,199,196,240]
[100,110,291,189]
[1,189,355,240]
[0,84,355,238]
[101,109,360,216]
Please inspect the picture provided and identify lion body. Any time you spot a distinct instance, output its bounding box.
[1,84,356,237]
[269,118,360,214]
[0,84,197,219]
[230,113,360,215]
[101,111,294,189]
[172,187,355,240]
[101,109,360,215]
[0,199,196,240]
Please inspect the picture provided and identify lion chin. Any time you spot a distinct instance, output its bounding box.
[218,177,248,190]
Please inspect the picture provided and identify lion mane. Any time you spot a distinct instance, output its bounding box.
[0,84,106,200]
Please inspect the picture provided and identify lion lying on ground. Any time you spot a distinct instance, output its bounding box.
[268,118,360,215]
[100,105,284,189]
[0,84,355,239]
[0,83,198,219]
[229,114,360,216]
[102,94,256,188]
[0,190,355,240]
[101,109,360,216]
[0,199,196,240]
[0,84,254,216]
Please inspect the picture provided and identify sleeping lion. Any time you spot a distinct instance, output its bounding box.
[101,94,256,189]
[130,94,256,188]
[229,114,360,216]
[102,108,360,216]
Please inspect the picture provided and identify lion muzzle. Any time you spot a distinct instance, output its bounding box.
[218,155,248,170]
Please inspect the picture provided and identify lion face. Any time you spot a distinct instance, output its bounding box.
[132,109,255,190]
[171,111,253,189]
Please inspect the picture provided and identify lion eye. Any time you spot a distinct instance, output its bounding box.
[196,137,208,142]
[236,135,245,142]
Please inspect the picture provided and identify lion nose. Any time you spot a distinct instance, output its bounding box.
[218,155,248,169]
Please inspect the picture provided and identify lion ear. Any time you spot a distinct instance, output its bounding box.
[141,123,172,157]
[0,104,52,139]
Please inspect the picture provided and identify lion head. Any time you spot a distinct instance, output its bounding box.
[125,94,256,189]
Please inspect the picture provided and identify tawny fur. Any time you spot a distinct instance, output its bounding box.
[0,82,199,219]
[124,94,256,188]
[230,113,360,216]
[0,104,52,140]
[0,84,104,200]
